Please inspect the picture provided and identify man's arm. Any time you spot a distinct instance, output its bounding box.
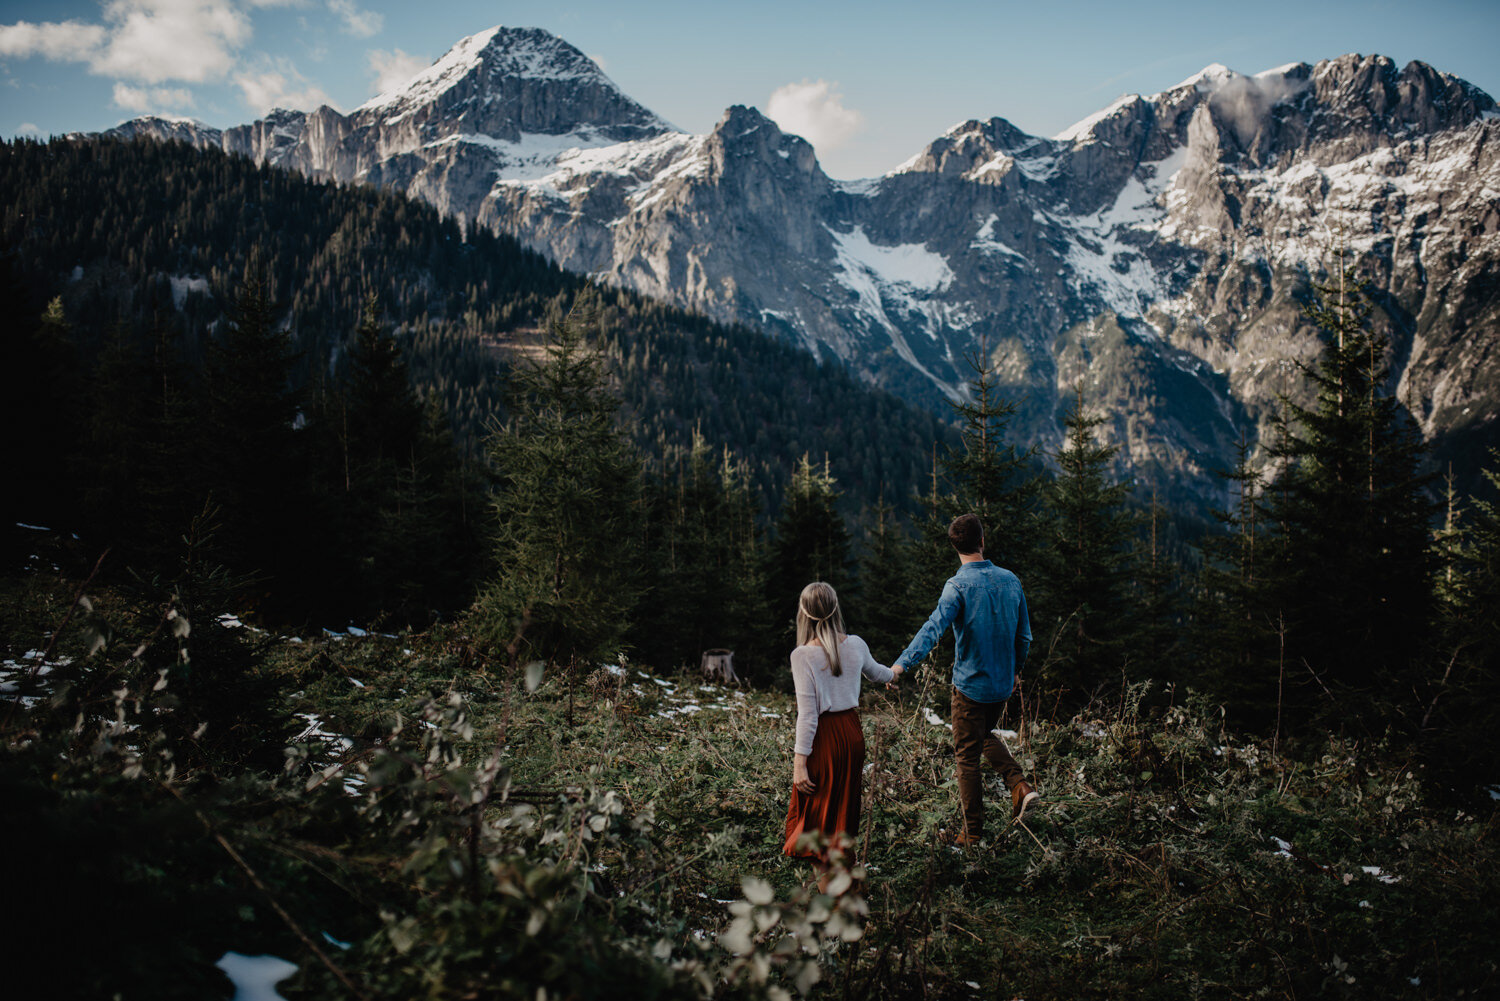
[894,581,962,673]
[1015,587,1032,671]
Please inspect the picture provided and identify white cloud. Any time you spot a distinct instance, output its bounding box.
[16,122,42,135]
[327,0,380,38]
[236,58,334,113]
[112,81,195,111]
[367,47,426,95]
[94,1,252,84]
[765,78,865,152]
[0,2,252,84]
[586,52,608,73]
[0,20,107,61]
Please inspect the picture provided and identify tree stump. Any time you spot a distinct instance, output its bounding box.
[700,648,739,685]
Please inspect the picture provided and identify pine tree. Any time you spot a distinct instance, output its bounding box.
[631,433,770,675]
[939,347,1042,570]
[1261,265,1437,727]
[857,499,920,664]
[1035,385,1137,701]
[1132,488,1182,681]
[474,294,643,675]
[1192,436,1282,724]
[1421,450,1500,803]
[2,284,82,560]
[766,453,854,648]
[196,262,307,602]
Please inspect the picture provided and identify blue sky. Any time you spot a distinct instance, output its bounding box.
[3,0,1498,178]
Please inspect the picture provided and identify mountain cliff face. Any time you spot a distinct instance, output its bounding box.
[107,28,1500,506]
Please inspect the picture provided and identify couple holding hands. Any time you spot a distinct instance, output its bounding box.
[782,513,1040,866]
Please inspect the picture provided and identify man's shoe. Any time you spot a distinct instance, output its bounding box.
[1011,780,1039,822]
[939,828,982,848]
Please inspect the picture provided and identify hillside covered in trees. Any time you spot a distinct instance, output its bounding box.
[0,137,949,515]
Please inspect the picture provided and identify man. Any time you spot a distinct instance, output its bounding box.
[891,513,1037,845]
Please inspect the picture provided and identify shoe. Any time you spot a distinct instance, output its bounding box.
[939,828,982,848]
[1011,780,1039,822]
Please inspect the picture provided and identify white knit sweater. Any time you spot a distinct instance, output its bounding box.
[789,634,895,756]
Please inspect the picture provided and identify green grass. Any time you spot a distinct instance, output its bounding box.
[3,560,1497,999]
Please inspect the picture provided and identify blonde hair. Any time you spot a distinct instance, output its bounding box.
[796,581,846,676]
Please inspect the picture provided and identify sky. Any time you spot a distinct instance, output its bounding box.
[3,0,1498,179]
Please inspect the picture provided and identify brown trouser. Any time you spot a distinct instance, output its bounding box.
[952,687,1025,838]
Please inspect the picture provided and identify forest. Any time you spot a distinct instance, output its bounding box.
[2,135,1497,999]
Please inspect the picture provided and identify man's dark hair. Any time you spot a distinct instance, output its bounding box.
[949,513,984,555]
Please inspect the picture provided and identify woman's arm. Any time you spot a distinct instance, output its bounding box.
[854,635,896,684]
[790,649,820,759]
[793,752,814,794]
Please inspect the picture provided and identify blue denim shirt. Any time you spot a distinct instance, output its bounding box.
[895,560,1032,704]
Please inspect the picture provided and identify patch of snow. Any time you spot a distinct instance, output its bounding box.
[830,226,953,294]
[169,274,210,310]
[1271,837,1294,858]
[1054,93,1142,143]
[357,26,503,116]
[994,728,1019,740]
[15,522,50,531]
[1053,144,1189,317]
[216,952,297,1001]
[1170,63,1240,93]
[292,713,354,754]
[923,706,951,730]
[971,214,1027,260]
[834,177,881,196]
[1361,865,1400,884]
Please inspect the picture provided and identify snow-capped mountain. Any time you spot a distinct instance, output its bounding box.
[108,28,1500,504]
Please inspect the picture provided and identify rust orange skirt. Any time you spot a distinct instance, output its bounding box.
[783,707,865,861]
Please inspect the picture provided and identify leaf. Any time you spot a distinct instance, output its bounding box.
[388,919,417,955]
[824,870,852,897]
[742,875,774,906]
[719,916,755,956]
[524,661,545,692]
[794,959,822,995]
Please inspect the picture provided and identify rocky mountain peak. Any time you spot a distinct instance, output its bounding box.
[892,117,1054,184]
[353,25,670,143]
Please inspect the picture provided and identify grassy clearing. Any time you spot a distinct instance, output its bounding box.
[3,558,1497,999]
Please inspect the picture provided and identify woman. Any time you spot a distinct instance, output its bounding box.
[782,581,903,870]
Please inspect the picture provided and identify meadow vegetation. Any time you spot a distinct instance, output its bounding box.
[2,546,1495,999]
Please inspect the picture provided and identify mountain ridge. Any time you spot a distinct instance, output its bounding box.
[102,30,1500,506]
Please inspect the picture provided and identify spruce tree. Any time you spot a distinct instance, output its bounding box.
[631,433,769,675]
[196,263,307,605]
[474,295,643,674]
[766,454,854,648]
[1132,489,1182,682]
[1192,436,1283,724]
[940,347,1042,570]
[1261,266,1437,727]
[1421,450,1500,803]
[1036,386,1137,701]
[857,499,920,664]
